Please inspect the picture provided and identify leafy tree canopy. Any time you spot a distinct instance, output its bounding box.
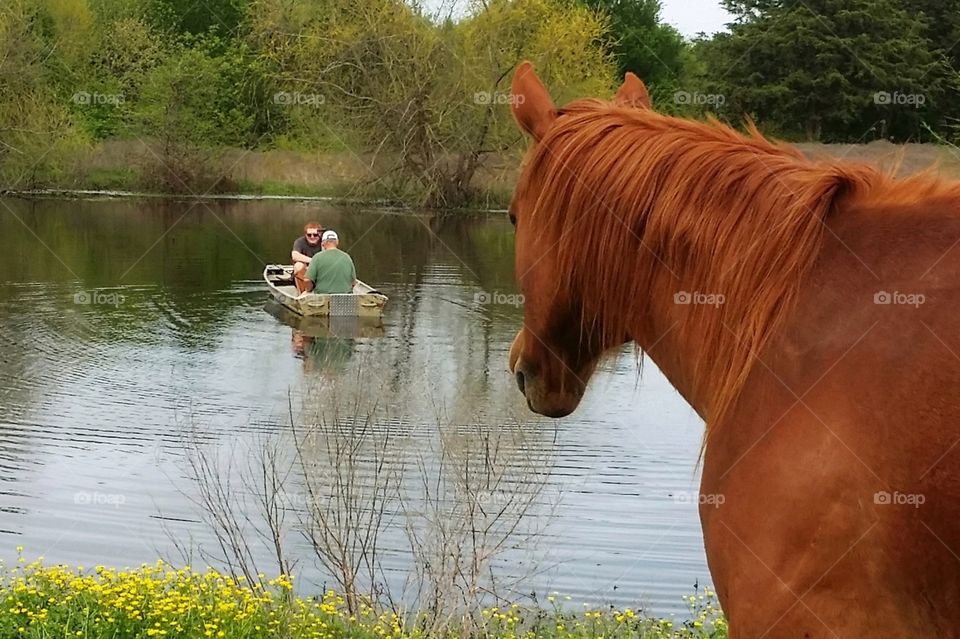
[698,0,954,141]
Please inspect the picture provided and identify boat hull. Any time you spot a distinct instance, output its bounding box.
[263,265,388,318]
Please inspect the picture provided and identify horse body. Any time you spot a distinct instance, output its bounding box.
[700,206,960,637]
[506,61,960,636]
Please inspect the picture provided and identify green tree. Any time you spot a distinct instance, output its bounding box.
[69,15,166,139]
[0,0,88,187]
[146,0,246,35]
[913,0,960,70]
[579,0,689,102]
[910,0,960,139]
[247,0,616,206]
[87,0,149,22]
[720,0,789,21]
[133,34,272,191]
[698,0,952,141]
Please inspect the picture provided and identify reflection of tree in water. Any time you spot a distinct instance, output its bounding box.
[0,285,58,498]
[181,355,560,630]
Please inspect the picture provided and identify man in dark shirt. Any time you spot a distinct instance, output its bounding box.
[291,221,324,293]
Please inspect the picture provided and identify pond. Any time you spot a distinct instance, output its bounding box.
[0,196,710,617]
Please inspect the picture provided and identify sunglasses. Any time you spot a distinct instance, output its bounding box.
[306,232,321,237]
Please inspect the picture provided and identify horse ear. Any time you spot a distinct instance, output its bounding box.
[615,72,652,109]
[511,61,556,140]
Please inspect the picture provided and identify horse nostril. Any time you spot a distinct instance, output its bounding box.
[515,370,526,394]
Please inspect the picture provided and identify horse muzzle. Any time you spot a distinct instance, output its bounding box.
[510,331,586,418]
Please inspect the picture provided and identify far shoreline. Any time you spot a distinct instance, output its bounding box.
[2,139,958,215]
[0,188,511,215]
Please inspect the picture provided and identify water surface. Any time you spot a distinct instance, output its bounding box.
[0,196,709,616]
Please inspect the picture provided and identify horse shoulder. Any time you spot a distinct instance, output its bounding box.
[700,196,960,636]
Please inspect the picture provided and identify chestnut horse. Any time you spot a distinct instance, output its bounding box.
[507,61,960,638]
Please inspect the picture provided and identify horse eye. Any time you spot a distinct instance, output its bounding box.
[509,213,517,227]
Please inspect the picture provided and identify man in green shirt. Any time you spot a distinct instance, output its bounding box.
[304,230,357,294]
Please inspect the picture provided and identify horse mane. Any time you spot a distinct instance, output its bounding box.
[515,98,960,431]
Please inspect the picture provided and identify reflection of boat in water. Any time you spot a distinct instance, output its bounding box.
[263,264,388,318]
[264,299,386,339]
[294,329,354,372]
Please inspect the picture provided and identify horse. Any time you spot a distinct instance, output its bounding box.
[507,61,960,638]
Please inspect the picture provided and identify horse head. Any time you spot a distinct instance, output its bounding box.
[507,62,651,418]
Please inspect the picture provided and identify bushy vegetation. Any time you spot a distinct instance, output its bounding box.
[0,552,727,639]
[1,0,958,204]
[0,0,619,204]
[696,0,960,141]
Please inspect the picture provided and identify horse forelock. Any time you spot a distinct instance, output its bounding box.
[512,99,951,429]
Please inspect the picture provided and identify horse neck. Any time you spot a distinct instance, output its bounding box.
[605,166,851,427]
[626,279,724,422]
[534,111,874,427]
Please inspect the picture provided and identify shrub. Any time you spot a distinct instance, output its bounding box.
[0,552,727,639]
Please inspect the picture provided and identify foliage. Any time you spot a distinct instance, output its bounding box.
[62,16,161,139]
[134,34,268,149]
[699,0,957,141]
[0,0,89,187]
[910,0,960,139]
[438,0,614,203]
[130,33,272,192]
[244,0,615,206]
[912,0,960,72]
[578,0,691,103]
[146,0,247,36]
[0,552,727,639]
[5,0,960,197]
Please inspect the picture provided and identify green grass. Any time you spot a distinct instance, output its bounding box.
[234,179,354,199]
[83,167,142,191]
[4,144,511,210]
[0,552,728,639]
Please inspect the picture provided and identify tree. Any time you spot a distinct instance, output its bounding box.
[579,0,690,102]
[909,0,960,139]
[146,0,246,36]
[133,34,272,191]
[912,0,960,72]
[0,0,88,187]
[721,0,793,21]
[246,0,616,207]
[698,0,952,142]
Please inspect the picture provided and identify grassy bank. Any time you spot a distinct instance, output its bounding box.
[7,138,960,211]
[3,139,519,210]
[0,552,727,639]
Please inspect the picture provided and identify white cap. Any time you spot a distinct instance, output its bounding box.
[321,230,339,242]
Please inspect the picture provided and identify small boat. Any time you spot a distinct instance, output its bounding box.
[263,264,388,318]
[264,299,386,338]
